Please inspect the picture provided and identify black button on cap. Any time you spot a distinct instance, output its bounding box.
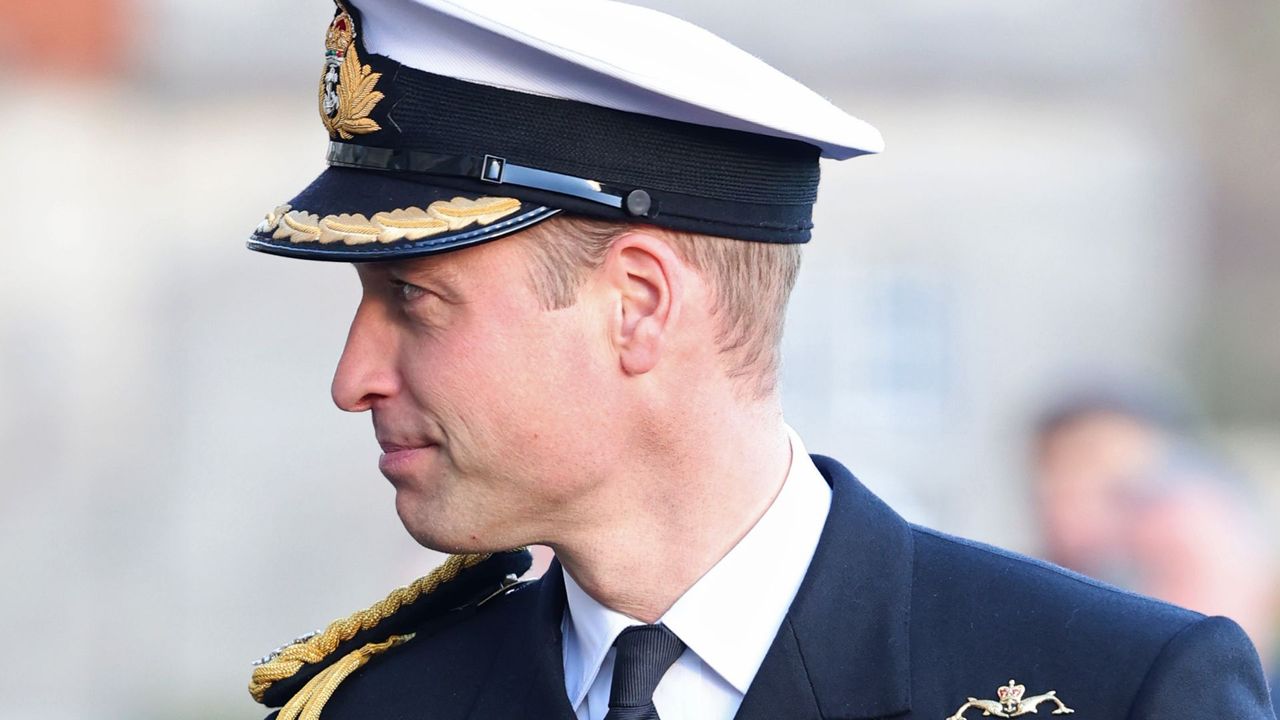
[625,189,652,217]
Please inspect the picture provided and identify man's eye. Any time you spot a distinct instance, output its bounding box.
[392,280,427,304]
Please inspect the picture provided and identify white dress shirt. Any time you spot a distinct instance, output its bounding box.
[561,427,832,720]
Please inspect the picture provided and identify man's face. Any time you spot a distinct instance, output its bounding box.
[331,235,613,553]
[1033,411,1163,578]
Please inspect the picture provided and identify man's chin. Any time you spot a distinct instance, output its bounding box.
[395,501,513,555]
[403,526,517,555]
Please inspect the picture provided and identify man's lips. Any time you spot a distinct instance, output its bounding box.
[377,441,426,453]
[376,441,439,477]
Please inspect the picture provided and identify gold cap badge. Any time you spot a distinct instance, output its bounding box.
[319,2,383,140]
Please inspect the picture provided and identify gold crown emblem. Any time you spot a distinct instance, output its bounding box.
[997,681,1026,703]
[947,678,1074,719]
[324,7,355,56]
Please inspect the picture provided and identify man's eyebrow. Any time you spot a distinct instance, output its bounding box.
[392,259,467,301]
[388,258,460,285]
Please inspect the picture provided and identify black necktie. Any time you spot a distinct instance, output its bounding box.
[603,624,686,720]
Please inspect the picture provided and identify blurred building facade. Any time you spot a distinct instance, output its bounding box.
[1,0,1277,717]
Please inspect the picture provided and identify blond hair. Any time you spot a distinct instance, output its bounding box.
[517,215,801,398]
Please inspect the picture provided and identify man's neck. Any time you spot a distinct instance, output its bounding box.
[548,409,792,623]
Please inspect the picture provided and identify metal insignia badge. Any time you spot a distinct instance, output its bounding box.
[946,679,1075,719]
[319,1,384,140]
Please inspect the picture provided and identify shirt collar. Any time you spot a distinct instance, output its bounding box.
[562,565,638,708]
[560,425,832,704]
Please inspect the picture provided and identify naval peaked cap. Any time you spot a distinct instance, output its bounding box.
[248,0,883,261]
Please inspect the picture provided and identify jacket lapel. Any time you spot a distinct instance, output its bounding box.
[733,616,824,720]
[737,454,914,720]
[465,561,577,720]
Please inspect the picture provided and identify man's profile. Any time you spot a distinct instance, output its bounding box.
[245,1,1277,719]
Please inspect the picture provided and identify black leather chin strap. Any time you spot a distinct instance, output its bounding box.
[327,141,626,209]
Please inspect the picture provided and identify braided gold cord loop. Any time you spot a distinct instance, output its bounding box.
[277,634,414,720]
[249,552,491,703]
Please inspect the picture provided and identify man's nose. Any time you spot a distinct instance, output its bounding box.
[331,301,400,412]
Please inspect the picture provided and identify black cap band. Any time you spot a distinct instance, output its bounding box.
[329,49,822,243]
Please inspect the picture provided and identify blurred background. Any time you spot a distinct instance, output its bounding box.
[1,0,1278,717]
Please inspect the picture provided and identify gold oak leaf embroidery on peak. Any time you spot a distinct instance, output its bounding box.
[273,210,323,243]
[257,197,523,246]
[427,197,523,229]
[256,204,291,235]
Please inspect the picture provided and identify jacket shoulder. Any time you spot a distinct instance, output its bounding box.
[910,523,1199,636]
[253,549,535,720]
[907,526,1274,718]
[1130,614,1276,719]
[911,520,1198,645]
[292,569,544,720]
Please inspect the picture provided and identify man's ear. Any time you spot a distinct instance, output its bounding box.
[600,230,684,376]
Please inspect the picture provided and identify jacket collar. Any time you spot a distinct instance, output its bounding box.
[736,454,914,720]
[465,561,577,720]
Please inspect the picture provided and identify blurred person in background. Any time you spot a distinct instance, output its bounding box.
[1033,389,1280,717]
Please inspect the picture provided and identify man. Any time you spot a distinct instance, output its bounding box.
[246,1,1277,718]
[1032,392,1183,581]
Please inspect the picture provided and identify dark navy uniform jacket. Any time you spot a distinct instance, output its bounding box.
[269,455,1277,719]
